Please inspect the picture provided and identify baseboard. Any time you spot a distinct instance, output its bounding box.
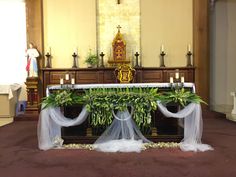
[210,104,236,122]
[210,104,233,114]
[0,117,13,127]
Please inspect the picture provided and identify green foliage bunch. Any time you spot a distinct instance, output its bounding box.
[41,89,84,109]
[85,49,98,66]
[83,87,160,128]
[159,88,207,107]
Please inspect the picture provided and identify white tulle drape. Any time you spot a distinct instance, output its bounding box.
[38,103,213,152]
[93,110,151,152]
[157,102,213,152]
[38,106,89,150]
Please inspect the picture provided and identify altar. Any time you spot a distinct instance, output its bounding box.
[38,82,213,152]
[45,82,196,142]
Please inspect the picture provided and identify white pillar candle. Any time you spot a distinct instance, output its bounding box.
[161,44,164,52]
[181,76,185,83]
[71,78,75,85]
[60,78,64,85]
[75,47,78,55]
[65,74,69,80]
[170,77,173,83]
[175,72,179,79]
[48,47,51,55]
[188,44,191,52]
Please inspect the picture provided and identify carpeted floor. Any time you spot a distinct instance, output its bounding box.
[0,110,236,177]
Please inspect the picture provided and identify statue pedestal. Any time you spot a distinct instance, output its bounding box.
[25,77,39,117]
[231,92,236,115]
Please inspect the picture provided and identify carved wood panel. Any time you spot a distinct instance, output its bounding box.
[42,67,195,96]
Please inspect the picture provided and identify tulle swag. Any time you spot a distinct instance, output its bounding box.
[38,102,213,152]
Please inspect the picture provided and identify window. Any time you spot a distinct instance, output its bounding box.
[0,0,27,84]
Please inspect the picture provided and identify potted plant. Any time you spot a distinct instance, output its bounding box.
[85,49,98,68]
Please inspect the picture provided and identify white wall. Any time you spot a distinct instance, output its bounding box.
[141,0,193,67]
[210,0,236,112]
[43,0,97,68]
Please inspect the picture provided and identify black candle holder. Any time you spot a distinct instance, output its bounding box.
[170,82,184,90]
[134,52,140,67]
[100,52,105,68]
[72,52,78,68]
[160,51,166,67]
[45,52,51,68]
[187,51,193,67]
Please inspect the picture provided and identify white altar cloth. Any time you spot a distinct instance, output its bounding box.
[46,82,196,96]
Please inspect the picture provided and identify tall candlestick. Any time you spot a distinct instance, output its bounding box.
[134,52,140,67]
[100,52,105,68]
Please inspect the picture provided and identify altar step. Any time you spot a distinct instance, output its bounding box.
[62,135,184,144]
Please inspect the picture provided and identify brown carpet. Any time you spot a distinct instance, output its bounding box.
[0,110,236,177]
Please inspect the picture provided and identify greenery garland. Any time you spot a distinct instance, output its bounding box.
[83,88,159,128]
[41,87,206,128]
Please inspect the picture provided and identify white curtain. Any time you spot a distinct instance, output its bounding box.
[0,0,27,84]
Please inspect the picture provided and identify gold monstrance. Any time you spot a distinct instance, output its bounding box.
[108,25,130,66]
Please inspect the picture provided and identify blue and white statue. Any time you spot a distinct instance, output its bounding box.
[25,43,39,77]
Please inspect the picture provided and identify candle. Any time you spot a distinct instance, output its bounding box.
[71,78,75,85]
[75,47,78,55]
[161,44,164,52]
[170,77,174,83]
[60,78,64,85]
[181,76,185,83]
[175,72,179,79]
[65,74,69,80]
[110,48,112,58]
[48,47,51,55]
[187,44,191,52]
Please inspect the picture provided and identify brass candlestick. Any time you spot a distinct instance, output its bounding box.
[160,51,166,67]
[100,52,105,68]
[45,52,51,68]
[187,51,193,67]
[72,52,78,68]
[134,52,140,67]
